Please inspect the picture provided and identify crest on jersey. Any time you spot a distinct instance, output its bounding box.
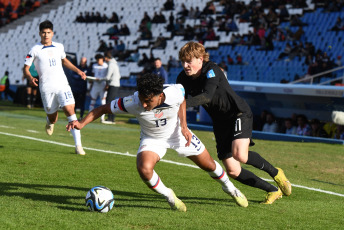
[206,69,215,79]
[154,110,164,119]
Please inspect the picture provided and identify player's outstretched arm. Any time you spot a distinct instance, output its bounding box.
[66,104,112,131]
[62,58,86,80]
[178,99,192,147]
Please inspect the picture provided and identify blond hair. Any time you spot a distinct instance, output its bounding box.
[179,41,209,62]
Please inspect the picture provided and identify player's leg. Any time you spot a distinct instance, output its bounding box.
[137,138,186,212]
[32,88,37,108]
[89,87,97,112]
[232,139,291,197]
[137,151,186,212]
[59,87,85,155]
[26,85,32,108]
[187,148,248,207]
[63,104,85,155]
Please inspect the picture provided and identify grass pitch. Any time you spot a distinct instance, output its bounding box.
[0,102,343,229]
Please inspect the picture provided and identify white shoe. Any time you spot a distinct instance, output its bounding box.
[165,189,186,212]
[75,145,86,155]
[101,120,115,124]
[45,123,54,136]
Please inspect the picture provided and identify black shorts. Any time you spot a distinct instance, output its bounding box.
[26,78,38,89]
[213,113,255,160]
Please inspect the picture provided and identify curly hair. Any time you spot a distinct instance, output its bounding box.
[179,41,209,62]
[137,73,164,98]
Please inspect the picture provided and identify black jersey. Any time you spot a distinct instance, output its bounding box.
[176,61,252,121]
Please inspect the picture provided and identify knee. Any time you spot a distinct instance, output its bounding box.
[136,161,154,181]
[232,150,248,163]
[226,168,240,178]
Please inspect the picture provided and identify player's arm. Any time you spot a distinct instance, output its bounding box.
[62,58,86,80]
[66,103,112,131]
[23,64,38,87]
[178,99,192,147]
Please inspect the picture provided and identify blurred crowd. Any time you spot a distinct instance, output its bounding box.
[254,110,344,140]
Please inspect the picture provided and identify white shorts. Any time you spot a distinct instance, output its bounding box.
[137,130,205,159]
[90,85,107,99]
[40,86,75,114]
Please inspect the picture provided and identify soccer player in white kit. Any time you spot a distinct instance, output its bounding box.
[23,20,87,155]
[89,54,108,123]
[67,73,248,211]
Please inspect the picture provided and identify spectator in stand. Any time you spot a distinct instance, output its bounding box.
[290,15,307,27]
[163,0,174,11]
[103,24,119,37]
[177,3,189,20]
[335,56,342,67]
[75,12,85,22]
[284,118,297,135]
[167,55,179,71]
[227,55,234,65]
[152,58,168,84]
[262,112,279,133]
[296,114,311,136]
[119,24,130,36]
[184,24,195,40]
[310,118,328,138]
[330,16,344,31]
[96,40,108,52]
[236,54,243,65]
[152,35,167,49]
[277,43,291,60]
[108,12,119,23]
[278,5,289,22]
[293,26,305,41]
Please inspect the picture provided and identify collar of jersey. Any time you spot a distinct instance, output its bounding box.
[42,45,55,49]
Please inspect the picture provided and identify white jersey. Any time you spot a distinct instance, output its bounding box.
[91,62,108,88]
[24,41,69,94]
[110,84,185,139]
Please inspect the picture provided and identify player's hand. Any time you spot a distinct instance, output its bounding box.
[79,71,87,80]
[181,127,192,147]
[66,120,82,131]
[29,77,38,87]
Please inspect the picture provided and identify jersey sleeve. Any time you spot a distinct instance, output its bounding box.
[24,48,35,66]
[110,94,137,114]
[186,65,222,108]
[60,43,66,59]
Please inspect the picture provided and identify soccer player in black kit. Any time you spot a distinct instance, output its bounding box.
[176,41,292,204]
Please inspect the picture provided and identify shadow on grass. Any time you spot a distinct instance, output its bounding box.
[0,181,248,211]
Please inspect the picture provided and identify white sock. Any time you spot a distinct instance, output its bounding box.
[101,99,106,105]
[208,160,237,195]
[145,170,170,197]
[67,114,82,147]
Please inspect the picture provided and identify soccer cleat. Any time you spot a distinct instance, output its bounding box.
[261,188,282,204]
[75,145,86,155]
[45,123,54,136]
[274,167,292,196]
[228,188,248,208]
[165,189,186,212]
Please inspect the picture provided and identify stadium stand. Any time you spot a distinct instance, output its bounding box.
[0,0,344,143]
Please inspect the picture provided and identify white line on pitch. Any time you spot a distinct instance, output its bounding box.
[1,131,343,197]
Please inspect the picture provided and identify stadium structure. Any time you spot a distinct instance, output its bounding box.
[0,0,344,143]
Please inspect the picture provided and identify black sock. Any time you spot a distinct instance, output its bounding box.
[235,168,278,192]
[246,151,278,178]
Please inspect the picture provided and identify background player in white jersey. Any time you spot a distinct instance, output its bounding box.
[89,54,108,123]
[23,20,87,155]
[67,73,248,211]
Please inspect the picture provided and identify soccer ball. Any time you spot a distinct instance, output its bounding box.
[85,186,115,213]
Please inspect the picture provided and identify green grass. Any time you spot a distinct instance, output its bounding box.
[0,103,343,229]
